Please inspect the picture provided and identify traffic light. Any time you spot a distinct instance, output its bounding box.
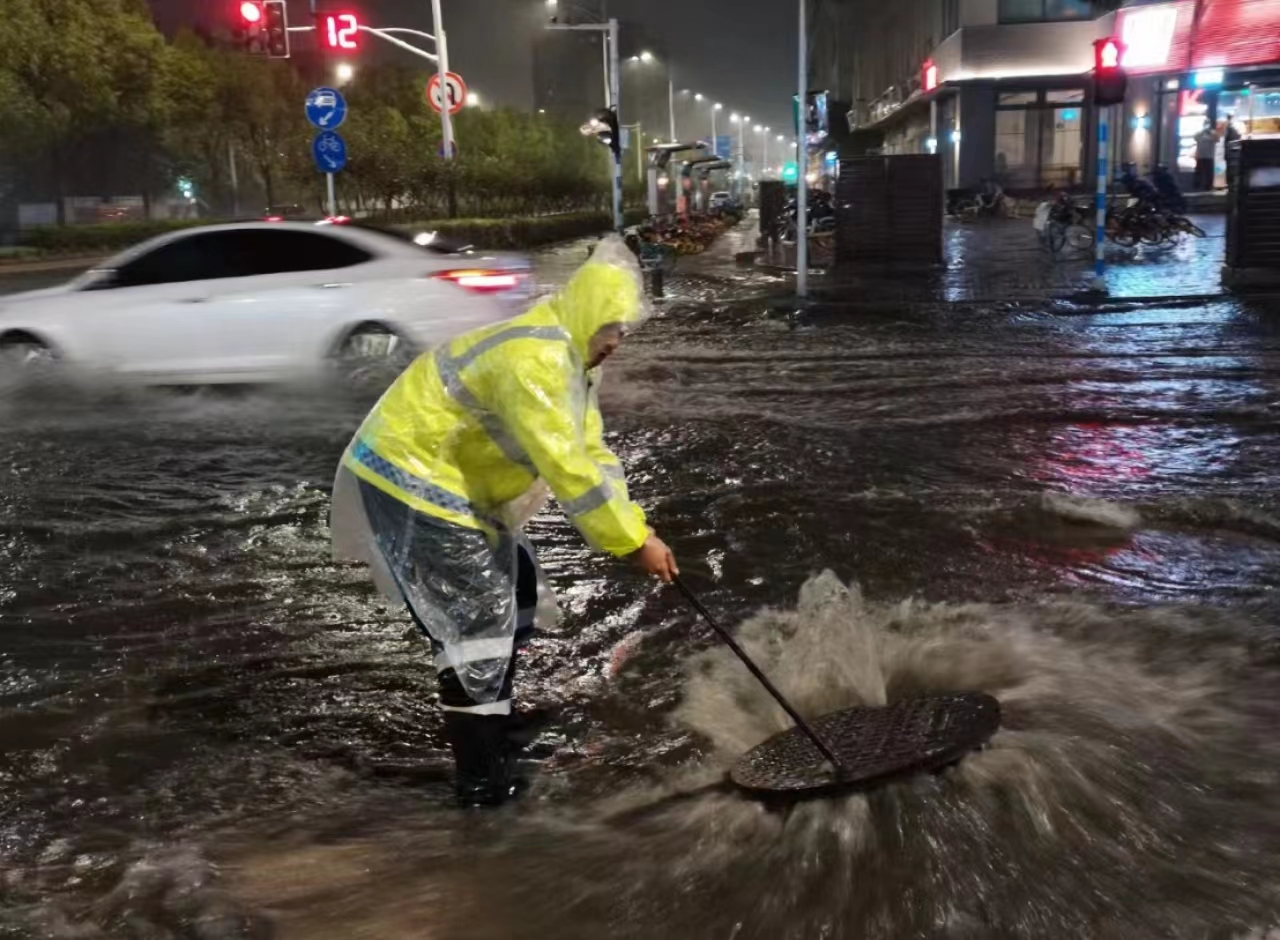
[1093,38,1127,106]
[264,0,289,58]
[581,108,621,159]
[319,12,361,51]
[236,1,265,53]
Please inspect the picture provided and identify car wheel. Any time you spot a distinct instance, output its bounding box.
[337,325,417,390]
[0,334,57,378]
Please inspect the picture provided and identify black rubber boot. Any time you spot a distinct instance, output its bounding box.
[443,712,518,808]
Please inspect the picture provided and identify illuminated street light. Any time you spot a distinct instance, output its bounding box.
[777,134,785,142]
[694,93,703,101]
[730,113,740,122]
[714,102,723,111]
[640,50,654,62]
[467,91,482,107]
[335,62,355,83]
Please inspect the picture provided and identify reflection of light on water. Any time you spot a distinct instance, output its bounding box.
[1029,422,1157,487]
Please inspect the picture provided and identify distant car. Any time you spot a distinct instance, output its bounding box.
[0,222,531,387]
[709,191,733,210]
[263,204,307,222]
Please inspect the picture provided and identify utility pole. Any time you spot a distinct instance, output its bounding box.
[796,0,809,298]
[609,18,622,231]
[431,0,455,185]
[668,77,676,141]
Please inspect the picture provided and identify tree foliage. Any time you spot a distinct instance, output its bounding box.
[0,2,612,222]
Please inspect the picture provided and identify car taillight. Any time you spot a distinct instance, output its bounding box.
[264,215,284,222]
[431,268,524,295]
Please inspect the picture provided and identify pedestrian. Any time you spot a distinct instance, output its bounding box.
[1194,120,1217,191]
[330,235,678,807]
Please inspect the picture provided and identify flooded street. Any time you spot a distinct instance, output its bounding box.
[4,234,1280,938]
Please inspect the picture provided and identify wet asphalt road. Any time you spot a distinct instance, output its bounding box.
[3,227,1280,938]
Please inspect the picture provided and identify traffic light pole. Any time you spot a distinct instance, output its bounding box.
[609,18,623,233]
[1093,108,1108,292]
[548,19,623,233]
[431,0,455,166]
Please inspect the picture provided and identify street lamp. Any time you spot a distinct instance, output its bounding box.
[335,62,354,83]
[626,50,675,140]
[467,90,482,107]
[694,92,703,101]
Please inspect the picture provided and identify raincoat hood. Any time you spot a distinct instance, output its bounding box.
[546,234,649,362]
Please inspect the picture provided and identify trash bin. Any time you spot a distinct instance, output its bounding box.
[1224,139,1280,287]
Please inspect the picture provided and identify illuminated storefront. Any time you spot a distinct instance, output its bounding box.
[1113,0,1280,188]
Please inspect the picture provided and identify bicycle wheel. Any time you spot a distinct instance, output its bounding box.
[1047,221,1067,254]
[1065,224,1095,255]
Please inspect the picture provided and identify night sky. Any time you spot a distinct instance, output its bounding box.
[147,0,798,134]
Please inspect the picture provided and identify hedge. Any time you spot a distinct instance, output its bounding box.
[399,209,649,249]
[18,209,649,255]
[20,219,210,253]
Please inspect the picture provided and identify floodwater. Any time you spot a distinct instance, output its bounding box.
[3,234,1280,938]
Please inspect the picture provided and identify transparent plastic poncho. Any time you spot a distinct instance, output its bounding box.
[331,235,648,704]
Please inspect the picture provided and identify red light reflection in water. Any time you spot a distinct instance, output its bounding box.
[1030,422,1157,487]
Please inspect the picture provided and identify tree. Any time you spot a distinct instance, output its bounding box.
[0,0,169,220]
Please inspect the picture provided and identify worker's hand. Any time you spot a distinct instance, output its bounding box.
[632,533,679,583]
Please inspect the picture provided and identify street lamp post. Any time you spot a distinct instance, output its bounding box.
[430,0,454,167]
[548,17,623,232]
[712,103,722,156]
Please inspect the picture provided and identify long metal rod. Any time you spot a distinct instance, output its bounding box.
[674,577,845,775]
[796,0,809,297]
[356,25,439,62]
[430,0,454,162]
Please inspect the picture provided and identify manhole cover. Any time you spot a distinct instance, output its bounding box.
[731,691,1001,798]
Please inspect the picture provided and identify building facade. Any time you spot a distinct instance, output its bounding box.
[814,0,1280,192]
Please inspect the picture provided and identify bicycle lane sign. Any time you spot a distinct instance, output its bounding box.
[312,131,347,173]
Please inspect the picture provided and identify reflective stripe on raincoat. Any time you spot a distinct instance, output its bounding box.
[330,235,651,703]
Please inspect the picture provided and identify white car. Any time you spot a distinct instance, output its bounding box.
[0,221,531,386]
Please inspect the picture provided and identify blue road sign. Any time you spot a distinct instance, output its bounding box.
[714,135,732,160]
[305,87,347,130]
[313,131,348,173]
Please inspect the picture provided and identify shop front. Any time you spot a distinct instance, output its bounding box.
[1114,0,1280,189]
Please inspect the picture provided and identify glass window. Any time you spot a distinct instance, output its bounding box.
[1046,89,1085,104]
[999,0,1092,22]
[113,232,255,287]
[998,92,1038,107]
[1045,0,1092,19]
[1043,107,1084,187]
[995,110,1036,188]
[108,230,372,289]
[995,108,1083,189]
[233,231,373,275]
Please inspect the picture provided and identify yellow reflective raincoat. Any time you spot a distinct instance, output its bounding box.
[330,236,651,703]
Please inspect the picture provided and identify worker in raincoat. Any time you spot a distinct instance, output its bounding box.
[330,236,678,806]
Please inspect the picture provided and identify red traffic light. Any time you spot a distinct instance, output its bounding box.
[1093,38,1128,105]
[319,12,361,50]
[240,1,264,24]
[1095,38,1123,71]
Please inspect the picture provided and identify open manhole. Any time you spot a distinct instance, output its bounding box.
[731,691,1001,799]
